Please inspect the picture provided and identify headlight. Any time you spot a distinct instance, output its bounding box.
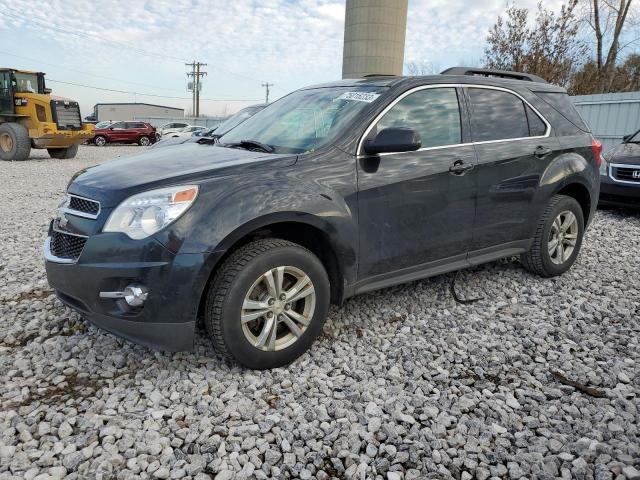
[103,185,198,239]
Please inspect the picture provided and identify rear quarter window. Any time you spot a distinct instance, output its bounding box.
[534,91,589,132]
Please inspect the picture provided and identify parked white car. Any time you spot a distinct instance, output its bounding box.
[157,122,190,137]
[166,126,208,138]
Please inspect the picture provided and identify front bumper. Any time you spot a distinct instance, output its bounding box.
[31,123,95,148]
[599,174,640,208]
[44,231,211,352]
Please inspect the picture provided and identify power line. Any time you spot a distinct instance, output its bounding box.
[3,6,268,84]
[47,79,261,102]
[0,49,184,93]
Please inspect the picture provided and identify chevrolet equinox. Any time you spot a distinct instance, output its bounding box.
[44,68,601,369]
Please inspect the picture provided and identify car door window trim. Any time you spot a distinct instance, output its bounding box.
[356,84,551,158]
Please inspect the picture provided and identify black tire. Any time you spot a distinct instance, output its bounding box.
[0,122,31,161]
[47,144,79,159]
[521,194,584,277]
[138,136,150,146]
[204,239,330,369]
[94,135,107,146]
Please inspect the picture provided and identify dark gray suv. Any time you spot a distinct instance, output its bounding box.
[44,68,601,369]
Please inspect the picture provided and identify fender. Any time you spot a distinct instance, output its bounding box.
[526,149,598,237]
[155,149,360,295]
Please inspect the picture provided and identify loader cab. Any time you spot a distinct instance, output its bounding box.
[0,69,48,116]
[0,70,14,115]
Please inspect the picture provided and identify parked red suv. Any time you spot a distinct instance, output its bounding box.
[93,121,156,146]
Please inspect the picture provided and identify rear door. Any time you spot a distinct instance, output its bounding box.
[108,122,127,142]
[0,71,14,115]
[357,86,478,280]
[124,122,141,142]
[465,86,559,253]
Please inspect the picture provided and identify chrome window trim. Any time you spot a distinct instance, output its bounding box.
[609,162,640,185]
[356,83,551,157]
[43,237,77,264]
[65,194,101,219]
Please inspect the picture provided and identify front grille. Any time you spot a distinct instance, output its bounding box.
[51,100,82,130]
[612,165,640,183]
[50,230,87,260]
[69,195,100,216]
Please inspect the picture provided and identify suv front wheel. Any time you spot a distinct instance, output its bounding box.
[521,194,585,277]
[205,239,330,369]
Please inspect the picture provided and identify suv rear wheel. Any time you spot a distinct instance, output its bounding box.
[138,136,150,146]
[521,194,584,277]
[204,239,330,369]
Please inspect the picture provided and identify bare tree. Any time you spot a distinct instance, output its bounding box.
[483,2,587,87]
[580,0,638,91]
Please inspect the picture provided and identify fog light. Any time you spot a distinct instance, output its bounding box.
[99,283,148,307]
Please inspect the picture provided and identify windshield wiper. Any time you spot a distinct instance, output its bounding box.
[225,139,275,153]
[197,135,220,145]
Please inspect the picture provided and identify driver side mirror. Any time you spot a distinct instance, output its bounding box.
[364,127,421,155]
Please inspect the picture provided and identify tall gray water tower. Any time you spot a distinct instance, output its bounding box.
[342,0,409,79]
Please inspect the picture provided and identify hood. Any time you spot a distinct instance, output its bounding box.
[68,143,296,206]
[608,142,640,164]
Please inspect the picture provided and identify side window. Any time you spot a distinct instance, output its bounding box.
[525,105,547,137]
[110,122,125,129]
[376,87,461,149]
[467,88,529,142]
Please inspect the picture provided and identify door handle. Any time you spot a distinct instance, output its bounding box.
[449,160,474,175]
[534,145,552,158]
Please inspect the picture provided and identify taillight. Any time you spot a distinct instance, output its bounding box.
[591,138,603,167]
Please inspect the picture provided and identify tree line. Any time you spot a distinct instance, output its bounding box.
[483,0,639,94]
[405,1,639,94]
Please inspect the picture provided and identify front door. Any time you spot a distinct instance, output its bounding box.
[357,86,477,282]
[0,71,14,115]
[464,86,560,252]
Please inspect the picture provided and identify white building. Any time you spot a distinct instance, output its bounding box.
[92,103,184,122]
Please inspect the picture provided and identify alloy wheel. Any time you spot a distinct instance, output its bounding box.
[241,265,316,351]
[95,136,106,146]
[139,136,150,146]
[548,210,578,265]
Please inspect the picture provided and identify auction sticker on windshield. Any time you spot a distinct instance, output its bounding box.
[338,91,381,103]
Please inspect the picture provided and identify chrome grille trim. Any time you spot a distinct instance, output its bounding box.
[609,163,640,185]
[64,194,101,219]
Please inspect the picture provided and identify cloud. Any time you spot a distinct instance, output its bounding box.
[0,0,575,115]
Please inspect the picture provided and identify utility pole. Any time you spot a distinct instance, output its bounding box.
[261,82,273,104]
[186,61,207,117]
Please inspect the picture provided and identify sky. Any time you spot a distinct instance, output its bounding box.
[0,0,567,118]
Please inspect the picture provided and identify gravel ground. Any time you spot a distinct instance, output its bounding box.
[0,145,639,480]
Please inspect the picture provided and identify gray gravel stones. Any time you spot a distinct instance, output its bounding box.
[0,146,639,479]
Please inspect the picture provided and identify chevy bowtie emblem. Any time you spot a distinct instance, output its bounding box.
[633,170,640,179]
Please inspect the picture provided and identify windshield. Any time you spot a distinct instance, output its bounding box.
[13,73,39,93]
[95,121,112,129]
[219,87,385,153]
[215,105,265,137]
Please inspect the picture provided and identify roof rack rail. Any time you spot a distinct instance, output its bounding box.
[362,74,397,77]
[440,67,547,84]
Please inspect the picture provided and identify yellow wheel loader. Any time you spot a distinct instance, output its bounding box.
[0,69,94,161]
